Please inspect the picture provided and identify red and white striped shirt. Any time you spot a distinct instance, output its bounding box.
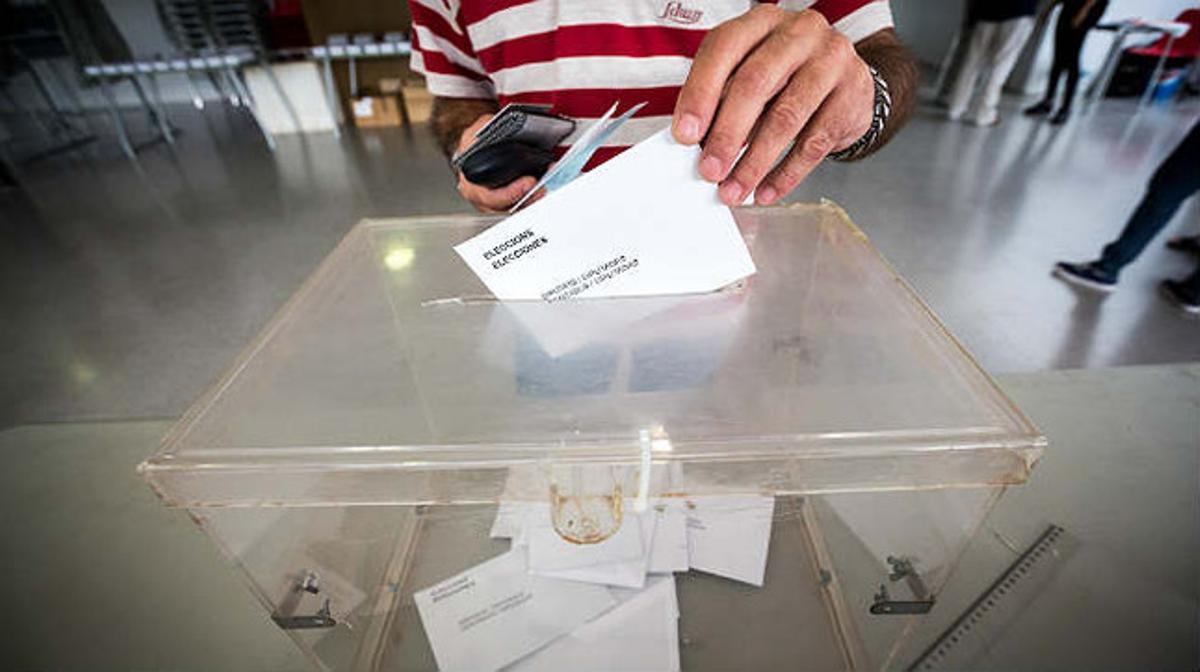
[411,0,893,170]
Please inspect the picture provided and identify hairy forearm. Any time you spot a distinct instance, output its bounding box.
[854,28,918,158]
[430,96,499,159]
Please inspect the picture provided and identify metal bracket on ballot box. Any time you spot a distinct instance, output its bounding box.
[271,570,338,629]
[870,556,936,615]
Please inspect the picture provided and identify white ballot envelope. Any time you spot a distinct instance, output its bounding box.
[494,500,687,585]
[455,129,756,301]
[489,501,527,540]
[686,495,776,586]
[505,575,680,672]
[413,548,616,671]
[648,501,689,574]
[532,509,657,589]
[493,499,697,579]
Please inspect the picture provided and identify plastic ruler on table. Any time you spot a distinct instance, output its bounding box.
[906,524,1079,671]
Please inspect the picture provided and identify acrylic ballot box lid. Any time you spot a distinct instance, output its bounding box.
[141,203,1045,508]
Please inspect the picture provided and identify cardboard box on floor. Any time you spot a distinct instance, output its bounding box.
[351,77,434,128]
[351,78,407,128]
[351,95,402,127]
[402,81,433,124]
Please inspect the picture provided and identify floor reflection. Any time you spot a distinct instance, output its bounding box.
[2,96,1198,428]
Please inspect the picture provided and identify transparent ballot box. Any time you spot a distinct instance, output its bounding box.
[140,203,1045,671]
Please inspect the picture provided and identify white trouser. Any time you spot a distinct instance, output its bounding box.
[947,17,1035,124]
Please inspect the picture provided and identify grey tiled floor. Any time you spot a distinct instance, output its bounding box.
[2,96,1198,429]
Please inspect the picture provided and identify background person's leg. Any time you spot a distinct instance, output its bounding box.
[1052,6,1106,123]
[1051,29,1087,122]
[1160,265,1200,313]
[1027,20,1068,114]
[1166,234,1200,254]
[975,17,1035,125]
[1178,266,1200,300]
[947,22,997,120]
[936,20,978,104]
[1097,123,1200,275]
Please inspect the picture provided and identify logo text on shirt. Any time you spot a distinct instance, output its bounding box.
[658,1,703,24]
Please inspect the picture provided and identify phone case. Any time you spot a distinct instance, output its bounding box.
[460,141,559,189]
[453,105,575,187]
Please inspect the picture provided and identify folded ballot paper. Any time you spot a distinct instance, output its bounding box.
[454,128,756,301]
[415,496,774,671]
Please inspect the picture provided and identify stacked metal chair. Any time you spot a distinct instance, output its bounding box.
[155,0,298,148]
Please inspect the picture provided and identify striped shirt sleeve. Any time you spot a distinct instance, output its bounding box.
[408,0,496,99]
[783,0,894,43]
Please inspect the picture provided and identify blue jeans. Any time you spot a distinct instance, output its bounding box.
[1098,120,1200,299]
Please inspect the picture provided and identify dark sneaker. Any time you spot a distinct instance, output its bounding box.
[1166,235,1200,255]
[1024,101,1052,116]
[1159,280,1200,317]
[1049,109,1070,125]
[1053,261,1117,292]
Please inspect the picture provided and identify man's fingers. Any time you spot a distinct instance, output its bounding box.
[700,12,833,186]
[719,33,853,204]
[494,175,537,203]
[456,114,494,154]
[460,175,537,212]
[520,187,547,209]
[754,95,846,205]
[699,31,817,186]
[672,4,781,145]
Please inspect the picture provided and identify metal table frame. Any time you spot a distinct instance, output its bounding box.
[80,37,413,158]
[1087,20,1191,110]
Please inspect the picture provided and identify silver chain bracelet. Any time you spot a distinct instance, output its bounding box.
[828,65,891,162]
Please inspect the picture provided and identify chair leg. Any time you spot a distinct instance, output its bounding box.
[1087,29,1127,111]
[1140,35,1176,108]
[321,56,342,139]
[43,58,91,136]
[6,71,54,139]
[184,72,206,110]
[261,59,302,133]
[208,70,235,106]
[132,74,175,145]
[99,77,136,159]
[225,66,276,151]
[27,59,70,136]
[396,85,411,127]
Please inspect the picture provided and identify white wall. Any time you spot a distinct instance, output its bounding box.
[892,0,969,68]
[101,0,176,56]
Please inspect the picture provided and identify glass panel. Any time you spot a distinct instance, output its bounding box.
[193,491,1001,671]
[143,204,1042,507]
[807,487,1006,670]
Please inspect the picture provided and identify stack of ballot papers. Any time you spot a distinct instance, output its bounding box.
[414,495,775,672]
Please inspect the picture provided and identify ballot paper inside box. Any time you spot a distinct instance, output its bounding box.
[139,203,1046,671]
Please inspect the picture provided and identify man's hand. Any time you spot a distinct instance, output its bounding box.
[453,114,538,213]
[672,6,876,206]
